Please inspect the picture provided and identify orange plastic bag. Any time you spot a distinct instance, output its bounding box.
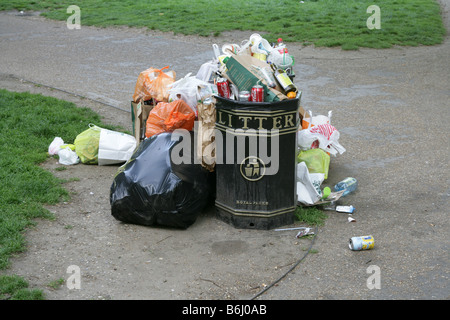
[145,99,196,138]
[132,66,176,103]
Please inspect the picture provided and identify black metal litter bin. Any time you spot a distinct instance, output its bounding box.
[214,95,300,230]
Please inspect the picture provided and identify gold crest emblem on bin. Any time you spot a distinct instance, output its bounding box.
[240,156,266,181]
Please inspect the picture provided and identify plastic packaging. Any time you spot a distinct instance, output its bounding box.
[296,162,325,205]
[301,110,333,130]
[297,123,346,156]
[74,124,137,165]
[168,73,212,114]
[74,124,101,164]
[270,51,294,70]
[110,132,214,229]
[132,66,176,103]
[145,99,195,138]
[97,129,137,166]
[336,205,355,213]
[251,65,276,88]
[334,177,358,196]
[297,148,330,179]
[250,35,273,55]
[276,38,288,54]
[196,61,219,83]
[58,147,80,165]
[48,137,64,155]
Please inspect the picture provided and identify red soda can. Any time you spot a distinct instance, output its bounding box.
[251,84,264,102]
[217,77,230,99]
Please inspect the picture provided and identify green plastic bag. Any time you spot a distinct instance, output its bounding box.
[297,148,330,179]
[74,124,101,164]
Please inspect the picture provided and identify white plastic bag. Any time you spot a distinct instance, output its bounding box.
[168,73,212,115]
[58,147,80,165]
[301,110,332,129]
[297,123,346,156]
[98,129,137,166]
[48,137,64,155]
[296,162,325,205]
[196,60,218,83]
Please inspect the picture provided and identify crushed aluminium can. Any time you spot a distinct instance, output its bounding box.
[349,235,374,251]
[238,90,251,102]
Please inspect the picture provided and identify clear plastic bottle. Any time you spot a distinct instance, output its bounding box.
[276,38,288,54]
[334,177,358,196]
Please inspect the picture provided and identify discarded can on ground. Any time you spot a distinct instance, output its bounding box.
[349,235,374,251]
[217,77,230,98]
[238,90,251,102]
[251,84,264,102]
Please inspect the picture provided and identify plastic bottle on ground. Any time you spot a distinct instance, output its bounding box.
[333,177,358,196]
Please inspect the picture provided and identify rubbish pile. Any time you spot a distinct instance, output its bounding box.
[48,124,137,166]
[115,33,308,229]
[51,33,359,231]
[296,108,347,206]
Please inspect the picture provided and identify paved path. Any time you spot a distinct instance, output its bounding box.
[0,3,449,300]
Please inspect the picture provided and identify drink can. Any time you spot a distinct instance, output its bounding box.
[349,235,374,251]
[216,78,230,98]
[251,85,264,102]
[238,90,250,102]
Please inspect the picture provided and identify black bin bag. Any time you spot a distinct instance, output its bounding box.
[110,132,213,229]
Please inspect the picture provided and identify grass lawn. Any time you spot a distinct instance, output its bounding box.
[0,89,119,299]
[0,0,446,50]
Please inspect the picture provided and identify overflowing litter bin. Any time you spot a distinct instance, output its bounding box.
[214,95,301,229]
[118,32,348,230]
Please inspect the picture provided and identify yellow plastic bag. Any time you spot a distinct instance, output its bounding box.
[74,124,101,164]
[297,148,330,179]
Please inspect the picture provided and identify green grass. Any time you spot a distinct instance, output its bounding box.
[0,275,45,300]
[47,278,65,290]
[0,0,446,49]
[295,206,328,226]
[0,89,118,299]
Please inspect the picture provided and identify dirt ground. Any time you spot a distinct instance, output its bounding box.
[0,1,449,301]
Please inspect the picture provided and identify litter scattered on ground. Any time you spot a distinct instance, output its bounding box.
[349,235,375,251]
[46,32,369,243]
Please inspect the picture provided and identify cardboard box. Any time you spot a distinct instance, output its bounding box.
[131,101,154,144]
[224,55,288,102]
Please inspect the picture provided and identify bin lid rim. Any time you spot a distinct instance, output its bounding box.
[213,95,300,108]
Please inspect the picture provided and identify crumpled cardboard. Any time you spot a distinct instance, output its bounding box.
[223,55,288,102]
